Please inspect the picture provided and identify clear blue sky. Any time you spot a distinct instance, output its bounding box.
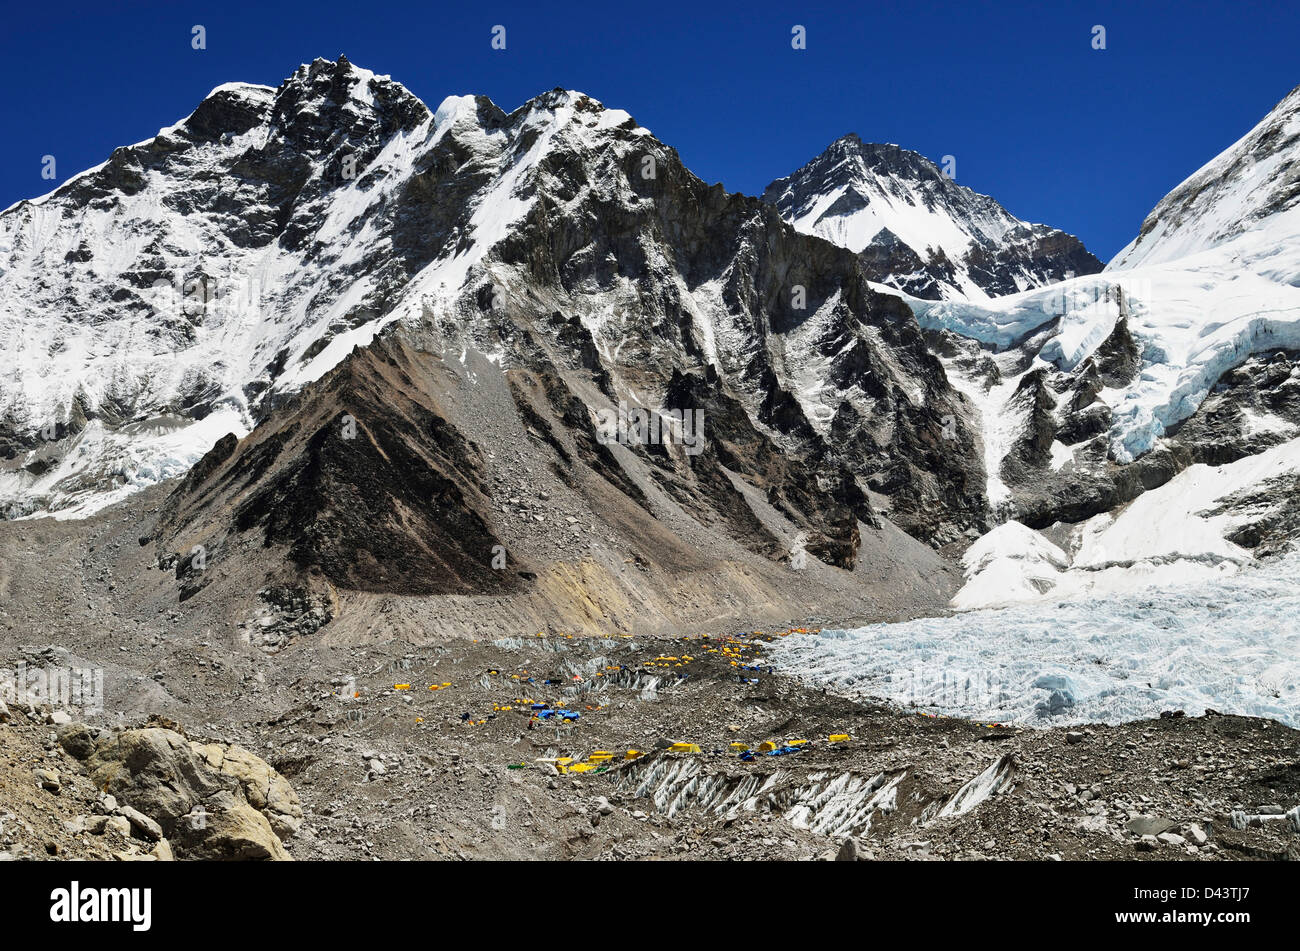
[2,0,1296,260]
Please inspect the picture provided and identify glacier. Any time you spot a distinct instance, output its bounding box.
[896,216,1300,465]
[889,83,1300,467]
[770,549,1300,728]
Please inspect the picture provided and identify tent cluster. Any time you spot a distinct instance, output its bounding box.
[732,735,850,760]
[392,626,832,757]
[509,733,851,772]
[534,706,581,722]
[534,749,645,775]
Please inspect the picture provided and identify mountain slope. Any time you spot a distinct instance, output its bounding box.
[0,56,1000,644]
[0,59,988,550]
[0,58,437,517]
[893,84,1300,606]
[1110,84,1300,269]
[763,134,1101,301]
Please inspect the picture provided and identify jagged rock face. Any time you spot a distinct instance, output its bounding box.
[2,57,991,565]
[658,368,864,566]
[892,84,1300,572]
[762,134,1102,301]
[468,107,986,544]
[987,330,1300,532]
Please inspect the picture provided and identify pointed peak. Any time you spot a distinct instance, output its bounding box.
[778,135,946,189]
[279,55,421,107]
[513,88,604,116]
[268,56,430,139]
[506,88,645,136]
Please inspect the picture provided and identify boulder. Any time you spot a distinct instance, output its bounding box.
[1125,815,1177,837]
[75,725,297,860]
[56,722,99,760]
[190,742,303,840]
[33,768,61,793]
[84,728,231,828]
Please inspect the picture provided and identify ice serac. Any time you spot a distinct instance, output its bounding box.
[763,134,1102,301]
[904,82,1300,606]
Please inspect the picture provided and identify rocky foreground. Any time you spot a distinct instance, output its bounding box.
[3,627,1298,862]
[0,706,300,861]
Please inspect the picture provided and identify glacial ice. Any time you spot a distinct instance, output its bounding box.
[770,551,1300,728]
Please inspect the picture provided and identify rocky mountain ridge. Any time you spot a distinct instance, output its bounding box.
[3,59,1300,626]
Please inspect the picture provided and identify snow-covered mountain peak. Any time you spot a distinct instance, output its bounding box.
[265,56,431,150]
[503,88,648,141]
[764,135,978,255]
[0,58,448,517]
[819,134,955,192]
[885,84,1300,604]
[0,63,713,520]
[1110,83,1300,270]
[764,135,1101,300]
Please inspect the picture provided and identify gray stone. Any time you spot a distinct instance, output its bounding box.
[119,805,163,842]
[1125,815,1177,837]
[34,768,61,793]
